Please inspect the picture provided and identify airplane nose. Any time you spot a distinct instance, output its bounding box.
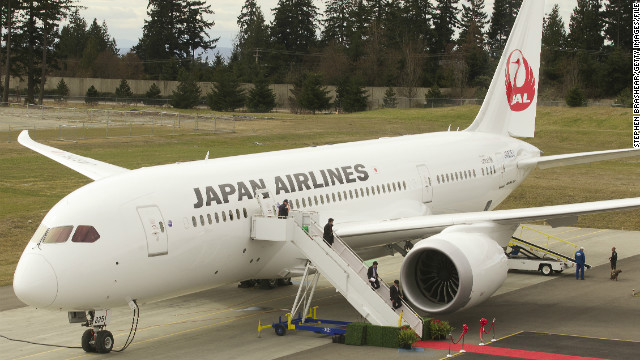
[13,253,58,308]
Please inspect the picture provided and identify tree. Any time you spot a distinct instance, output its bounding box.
[115,79,133,100]
[565,86,586,107]
[541,4,567,89]
[55,78,69,100]
[487,0,522,52]
[402,0,434,46]
[206,67,245,111]
[567,0,603,52]
[459,0,488,44]
[85,85,99,104]
[56,8,87,60]
[431,0,460,55]
[170,70,201,109]
[233,0,269,82]
[271,0,318,55]
[134,0,217,78]
[246,77,276,112]
[382,87,398,108]
[144,83,164,105]
[603,0,632,49]
[291,72,331,114]
[335,76,368,112]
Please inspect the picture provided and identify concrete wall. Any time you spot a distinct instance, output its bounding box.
[2,76,459,109]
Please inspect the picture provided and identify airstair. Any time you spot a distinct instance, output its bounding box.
[250,210,423,338]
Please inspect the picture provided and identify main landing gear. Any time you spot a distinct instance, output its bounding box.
[70,310,114,353]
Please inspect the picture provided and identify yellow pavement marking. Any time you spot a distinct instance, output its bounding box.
[565,229,607,241]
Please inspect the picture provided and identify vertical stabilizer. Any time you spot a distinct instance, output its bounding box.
[466,0,545,138]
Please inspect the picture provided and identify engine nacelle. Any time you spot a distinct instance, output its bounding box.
[400,224,509,314]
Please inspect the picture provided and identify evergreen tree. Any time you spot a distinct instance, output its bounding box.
[567,0,603,51]
[56,78,70,100]
[459,0,488,43]
[382,87,397,108]
[246,77,276,112]
[85,85,99,104]
[144,83,164,105]
[56,9,87,60]
[431,0,461,55]
[233,0,270,82]
[170,70,202,109]
[115,79,133,99]
[335,77,368,112]
[271,0,319,55]
[322,0,356,46]
[402,0,434,46]
[487,0,522,52]
[291,72,331,114]
[541,5,566,86]
[603,0,632,49]
[207,67,245,111]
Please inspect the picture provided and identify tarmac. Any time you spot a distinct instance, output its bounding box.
[0,225,639,360]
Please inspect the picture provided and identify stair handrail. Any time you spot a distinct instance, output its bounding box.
[518,224,579,250]
[305,219,424,334]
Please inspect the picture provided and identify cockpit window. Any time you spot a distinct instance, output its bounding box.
[72,226,101,243]
[43,226,74,244]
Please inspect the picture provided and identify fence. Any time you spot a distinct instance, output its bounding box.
[2,103,236,143]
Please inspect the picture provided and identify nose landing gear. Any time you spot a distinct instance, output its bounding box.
[75,310,115,353]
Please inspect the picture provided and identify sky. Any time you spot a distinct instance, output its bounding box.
[78,0,578,54]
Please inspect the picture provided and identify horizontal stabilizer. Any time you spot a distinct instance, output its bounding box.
[519,148,640,169]
[18,130,129,181]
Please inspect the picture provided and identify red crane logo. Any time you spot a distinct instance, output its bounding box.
[505,49,536,112]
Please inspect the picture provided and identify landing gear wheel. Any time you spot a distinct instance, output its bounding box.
[95,330,114,353]
[274,324,287,336]
[540,264,552,276]
[259,279,278,289]
[81,329,96,353]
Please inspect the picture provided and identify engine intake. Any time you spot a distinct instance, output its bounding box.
[400,225,508,314]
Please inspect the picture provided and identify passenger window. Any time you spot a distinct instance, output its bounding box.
[207,214,212,225]
[308,197,312,206]
[354,189,358,198]
[473,169,477,177]
[445,174,449,182]
[159,222,164,233]
[337,192,342,201]
[43,226,74,244]
[403,181,407,190]
[360,188,364,197]
[343,191,347,200]
[349,190,353,199]
[236,209,241,219]
[455,173,458,181]
[482,168,485,176]
[222,212,227,222]
[320,195,325,204]
[376,185,381,193]
[200,215,205,226]
[366,187,370,196]
[296,199,300,208]
[392,183,397,191]
[332,193,336,202]
[302,198,307,207]
[243,208,248,218]
[387,183,391,192]
[314,196,318,205]
[229,210,234,221]
[72,226,100,243]
[326,194,330,203]
[215,213,220,223]
[192,216,197,227]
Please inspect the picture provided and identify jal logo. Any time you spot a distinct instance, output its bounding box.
[504,49,536,112]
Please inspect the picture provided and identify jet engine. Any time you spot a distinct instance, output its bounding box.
[400,223,509,314]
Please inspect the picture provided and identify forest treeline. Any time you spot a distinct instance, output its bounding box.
[0,0,633,108]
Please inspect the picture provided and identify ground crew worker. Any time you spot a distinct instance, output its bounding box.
[610,247,617,270]
[575,246,586,280]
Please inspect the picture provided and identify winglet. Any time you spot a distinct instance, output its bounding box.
[18,130,129,181]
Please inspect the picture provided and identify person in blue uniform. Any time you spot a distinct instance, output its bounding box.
[575,246,586,280]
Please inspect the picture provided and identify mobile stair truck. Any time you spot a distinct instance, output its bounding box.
[506,225,591,276]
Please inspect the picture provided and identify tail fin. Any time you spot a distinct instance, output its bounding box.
[466,0,545,138]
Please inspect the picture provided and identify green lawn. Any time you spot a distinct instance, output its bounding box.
[0,105,637,286]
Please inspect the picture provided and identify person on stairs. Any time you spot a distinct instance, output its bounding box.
[390,280,403,309]
[367,261,380,289]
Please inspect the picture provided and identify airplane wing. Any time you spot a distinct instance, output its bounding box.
[18,130,129,181]
[336,197,640,242]
[519,148,640,169]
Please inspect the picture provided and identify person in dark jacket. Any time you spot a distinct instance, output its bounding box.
[367,261,380,289]
[390,280,403,309]
[277,199,289,218]
[323,218,334,246]
[575,247,586,280]
[610,247,618,270]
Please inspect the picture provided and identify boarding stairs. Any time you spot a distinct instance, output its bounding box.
[250,210,423,337]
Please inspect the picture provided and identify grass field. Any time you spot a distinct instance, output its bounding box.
[0,105,638,286]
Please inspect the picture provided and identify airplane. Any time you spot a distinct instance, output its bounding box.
[11,0,640,354]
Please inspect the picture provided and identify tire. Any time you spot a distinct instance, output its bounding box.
[81,329,95,352]
[274,324,286,336]
[259,279,278,289]
[540,264,553,276]
[238,280,256,288]
[277,277,292,286]
[95,330,114,353]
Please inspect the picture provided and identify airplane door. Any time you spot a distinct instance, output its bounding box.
[416,164,433,203]
[137,206,168,257]
[494,152,506,188]
[255,188,277,216]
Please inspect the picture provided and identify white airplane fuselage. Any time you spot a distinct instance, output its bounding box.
[16,130,539,311]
